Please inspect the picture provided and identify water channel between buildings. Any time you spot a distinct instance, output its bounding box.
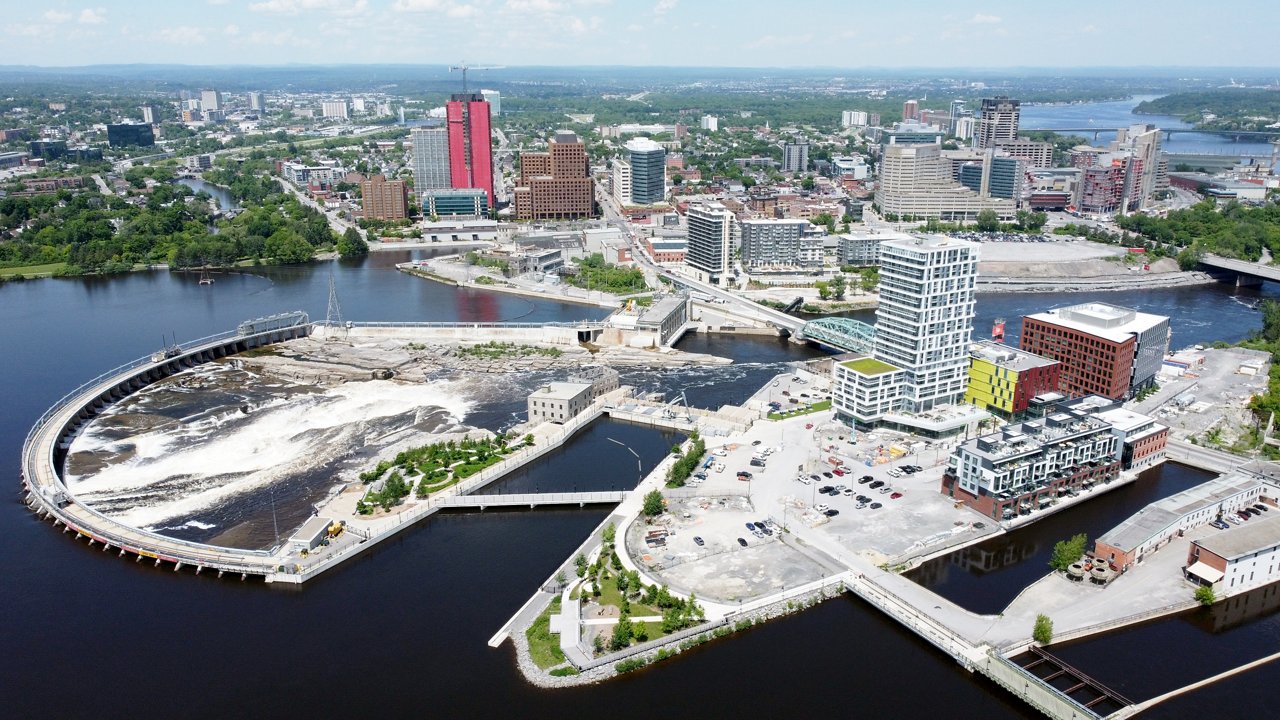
[4,256,1280,718]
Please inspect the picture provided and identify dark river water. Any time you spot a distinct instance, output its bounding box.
[1,257,1277,718]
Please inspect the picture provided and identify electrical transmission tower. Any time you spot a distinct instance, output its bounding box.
[325,273,346,339]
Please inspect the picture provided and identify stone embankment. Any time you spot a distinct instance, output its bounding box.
[977,270,1216,293]
[513,582,845,689]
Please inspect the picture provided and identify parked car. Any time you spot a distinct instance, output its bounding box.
[694,536,705,546]
[855,501,868,509]
[796,475,812,484]
[869,480,885,489]
[842,488,855,496]
[879,486,893,494]
[857,495,871,503]
[823,509,839,517]
[1210,520,1230,530]
[869,502,883,509]
[738,537,748,547]
[823,471,834,478]
[833,468,846,476]
[810,474,822,482]
[859,476,874,484]
[890,492,903,500]
[815,503,830,513]
[1256,504,1270,513]
[745,522,757,531]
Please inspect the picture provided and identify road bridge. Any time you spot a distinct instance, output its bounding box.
[1197,254,1280,287]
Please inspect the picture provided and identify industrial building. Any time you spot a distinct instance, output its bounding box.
[1187,512,1280,593]
[1092,473,1272,573]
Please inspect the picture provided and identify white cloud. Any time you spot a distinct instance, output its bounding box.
[392,0,445,10]
[653,0,677,15]
[1082,24,1099,34]
[250,0,366,15]
[968,13,1001,24]
[79,8,107,25]
[566,15,602,35]
[448,4,478,18]
[157,26,206,45]
[43,10,73,23]
[224,24,241,35]
[505,0,564,11]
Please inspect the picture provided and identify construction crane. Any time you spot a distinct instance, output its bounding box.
[449,63,504,94]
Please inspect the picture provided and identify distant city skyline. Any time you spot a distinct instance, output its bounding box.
[3,0,1279,69]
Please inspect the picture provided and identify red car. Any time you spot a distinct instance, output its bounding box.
[805,423,813,429]
[890,492,903,500]
[833,468,846,476]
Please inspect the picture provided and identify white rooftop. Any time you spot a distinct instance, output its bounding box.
[1026,302,1168,344]
[530,382,592,400]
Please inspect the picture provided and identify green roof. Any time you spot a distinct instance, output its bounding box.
[841,357,899,376]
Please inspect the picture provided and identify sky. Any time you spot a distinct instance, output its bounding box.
[2,0,1278,69]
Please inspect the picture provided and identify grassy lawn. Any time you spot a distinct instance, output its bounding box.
[525,596,566,670]
[768,399,832,421]
[0,263,66,278]
[594,572,659,617]
[841,357,898,375]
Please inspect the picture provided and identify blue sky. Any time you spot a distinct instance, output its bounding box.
[3,0,1277,68]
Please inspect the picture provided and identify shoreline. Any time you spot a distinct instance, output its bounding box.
[976,270,1217,294]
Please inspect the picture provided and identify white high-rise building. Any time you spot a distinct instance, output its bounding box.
[321,100,351,120]
[352,97,367,113]
[833,235,982,431]
[247,92,266,111]
[611,158,631,205]
[684,202,738,286]
[140,105,160,124]
[700,115,718,132]
[841,110,869,128]
[200,89,222,113]
[480,89,501,116]
[411,127,451,189]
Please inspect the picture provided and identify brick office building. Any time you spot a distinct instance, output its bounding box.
[1020,303,1169,400]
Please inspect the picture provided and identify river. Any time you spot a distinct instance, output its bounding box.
[1,259,1278,718]
[1019,95,1276,159]
[177,177,241,211]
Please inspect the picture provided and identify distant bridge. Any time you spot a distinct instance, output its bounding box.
[796,317,877,354]
[434,491,629,509]
[1021,127,1280,140]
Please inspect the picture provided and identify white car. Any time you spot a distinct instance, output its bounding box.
[815,503,830,513]
[796,475,813,485]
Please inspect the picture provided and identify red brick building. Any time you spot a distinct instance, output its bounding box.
[1020,303,1170,400]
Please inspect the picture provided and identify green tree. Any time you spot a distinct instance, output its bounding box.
[1033,614,1054,644]
[975,209,1000,233]
[1194,584,1216,606]
[642,489,665,517]
[815,280,831,300]
[671,173,684,186]
[574,553,588,577]
[602,521,616,544]
[1049,533,1088,571]
[336,226,369,258]
[828,273,847,300]
[801,176,816,191]
[1260,299,1280,343]
[611,612,634,650]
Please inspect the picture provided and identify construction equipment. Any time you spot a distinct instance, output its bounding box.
[448,63,505,94]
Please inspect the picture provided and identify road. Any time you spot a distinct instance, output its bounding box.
[594,186,805,332]
[275,177,354,236]
[91,174,113,196]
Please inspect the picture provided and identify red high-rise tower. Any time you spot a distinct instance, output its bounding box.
[446,93,494,209]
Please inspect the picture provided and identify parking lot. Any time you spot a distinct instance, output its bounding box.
[627,382,1002,602]
[628,494,830,604]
